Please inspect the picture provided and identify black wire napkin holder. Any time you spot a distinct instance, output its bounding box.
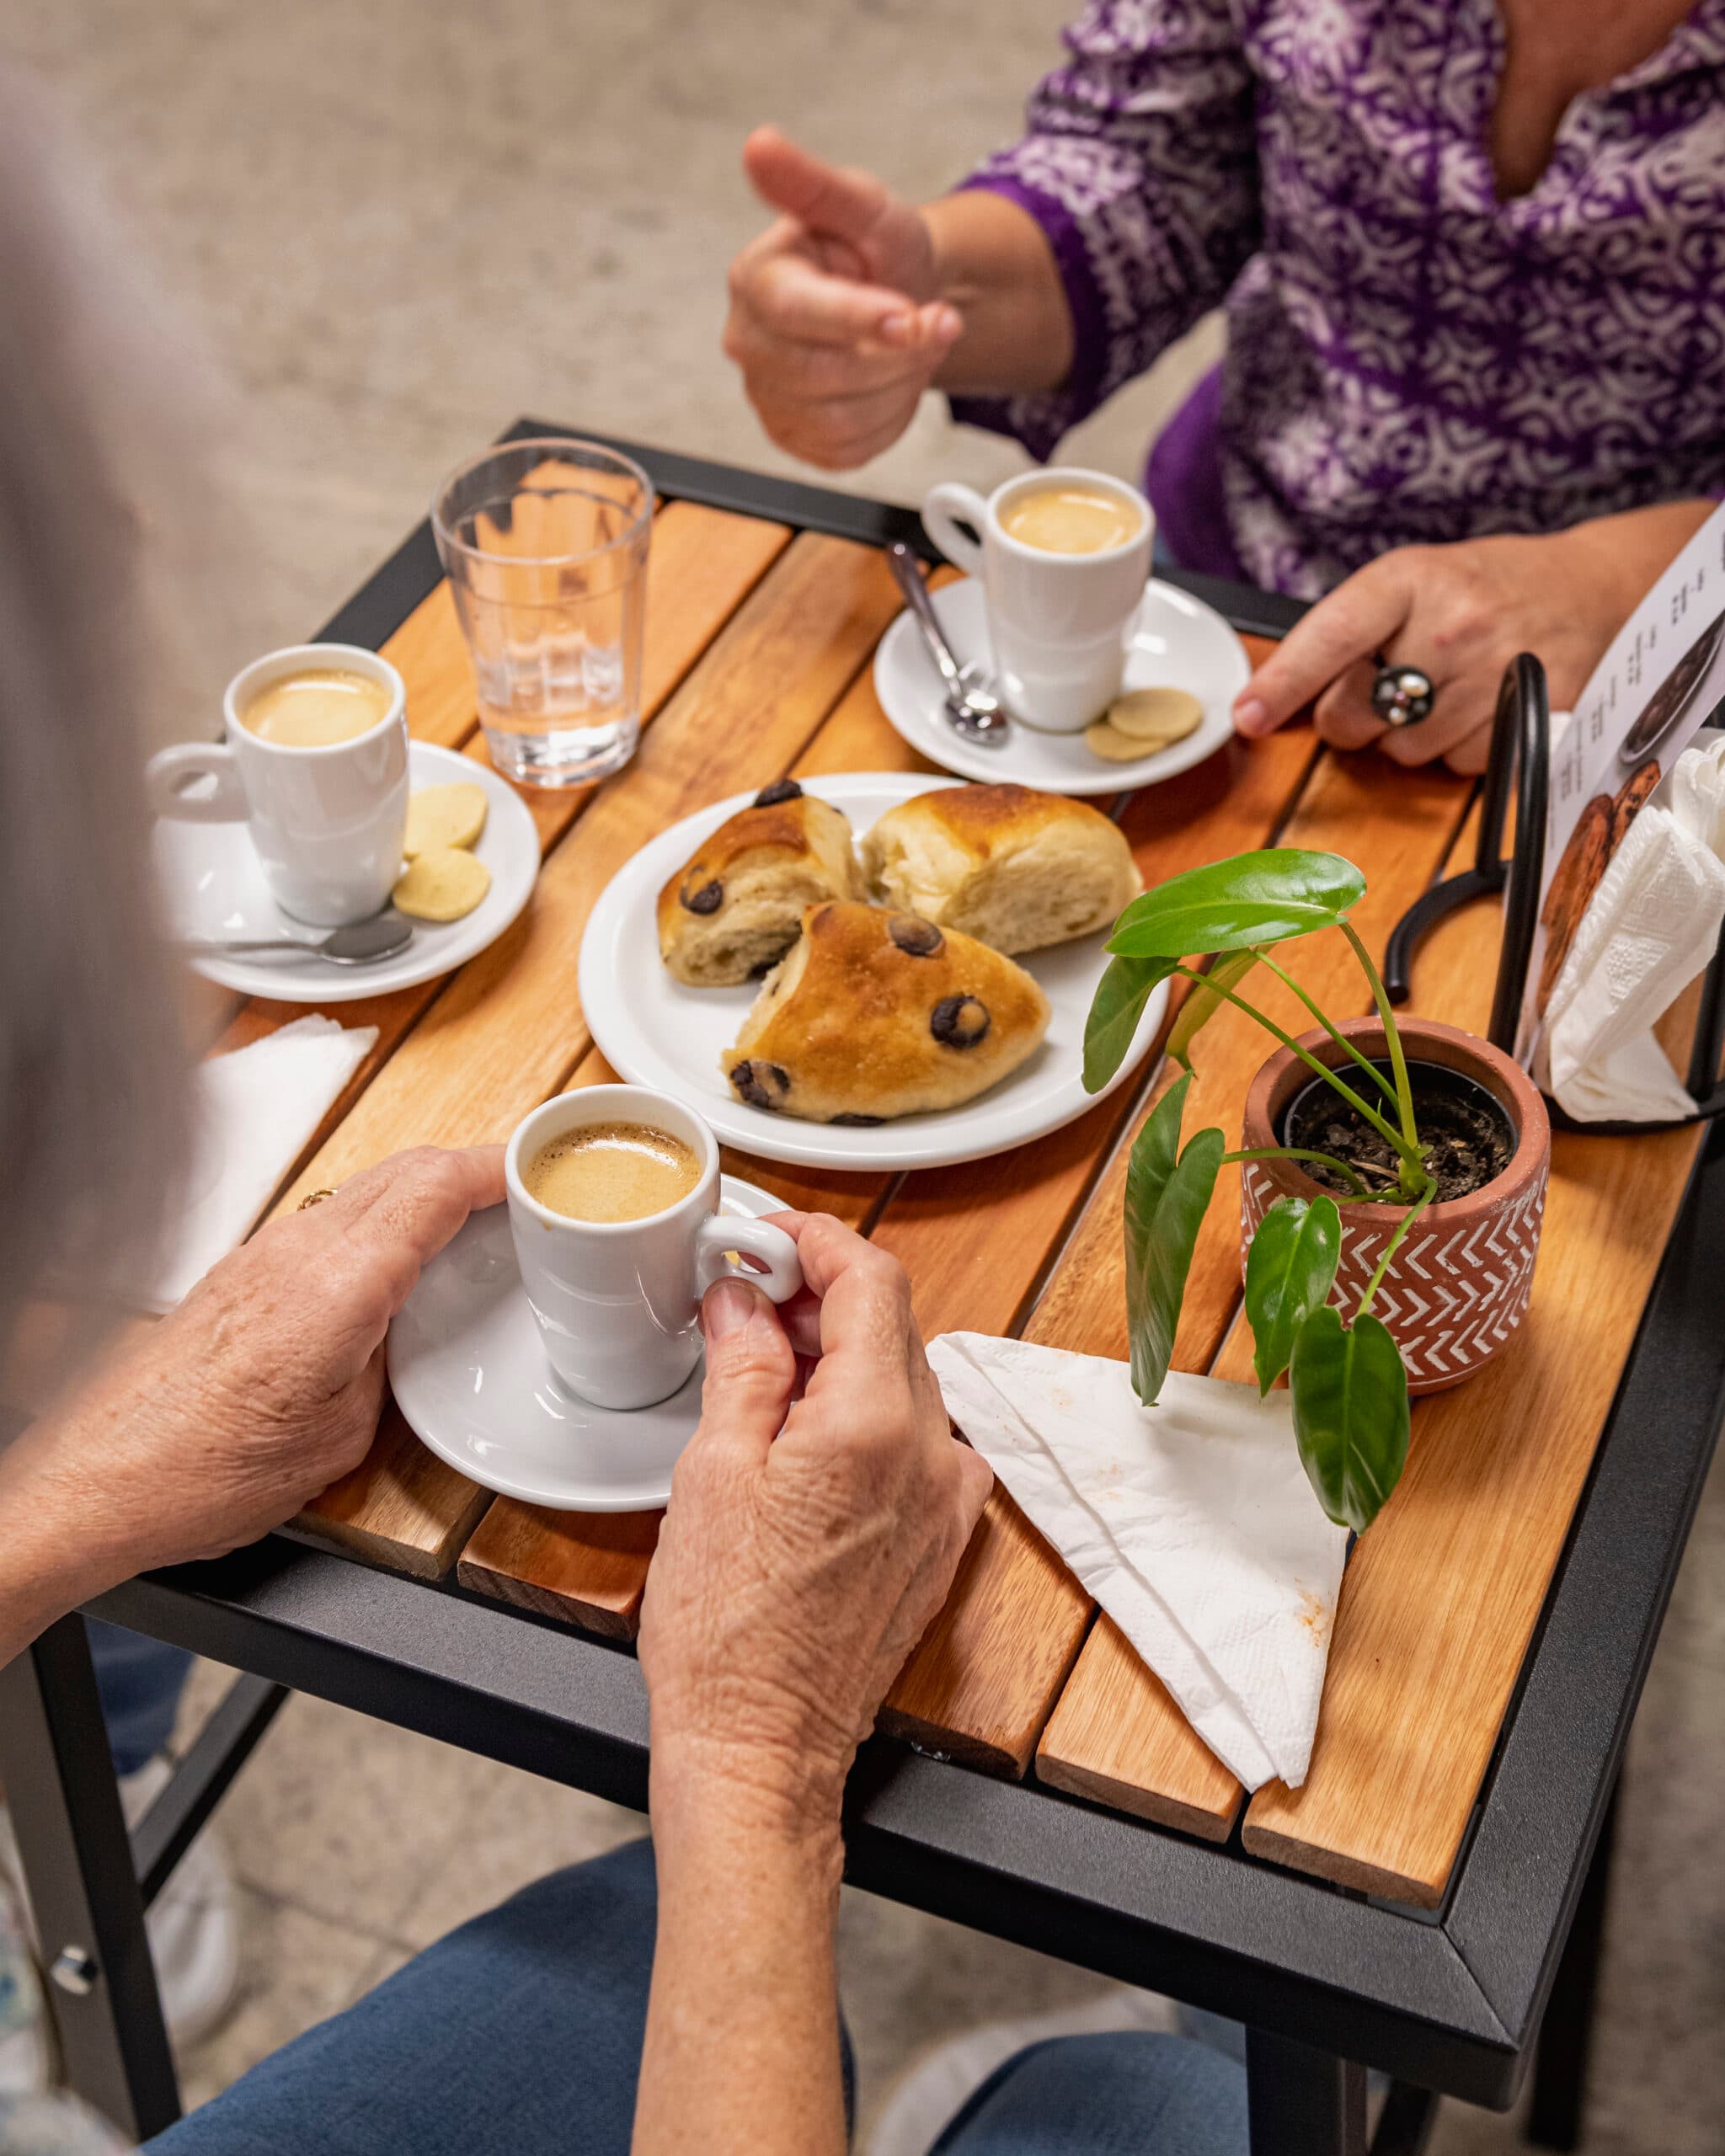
[1381,653,1725,1138]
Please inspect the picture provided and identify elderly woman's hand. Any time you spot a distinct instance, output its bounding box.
[1233,501,1714,773]
[3,1146,504,1609]
[638,1212,991,1827]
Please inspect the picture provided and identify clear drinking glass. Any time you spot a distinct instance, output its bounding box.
[432,439,653,787]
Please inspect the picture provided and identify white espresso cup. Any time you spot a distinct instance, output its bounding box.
[506,1085,804,1412]
[921,468,1154,733]
[145,643,409,928]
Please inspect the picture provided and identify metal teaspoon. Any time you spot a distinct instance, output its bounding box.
[886,541,1012,749]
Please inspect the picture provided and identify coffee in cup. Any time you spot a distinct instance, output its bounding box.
[239,666,393,749]
[506,1084,803,1410]
[144,643,409,928]
[523,1119,702,1225]
[999,483,1143,557]
[921,467,1155,733]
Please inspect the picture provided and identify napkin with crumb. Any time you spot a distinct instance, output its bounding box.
[927,1331,1348,1790]
[142,1016,377,1312]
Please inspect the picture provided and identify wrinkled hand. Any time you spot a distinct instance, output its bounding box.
[19,1146,505,1587]
[1234,529,1646,774]
[639,1212,991,1823]
[724,127,960,470]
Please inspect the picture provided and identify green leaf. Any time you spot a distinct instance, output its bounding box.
[1124,1072,1224,1406]
[1166,948,1262,1071]
[1083,953,1177,1094]
[1244,1194,1342,1396]
[1105,850,1366,959]
[1288,1306,1411,1533]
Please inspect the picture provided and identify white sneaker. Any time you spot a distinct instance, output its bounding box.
[0,1867,50,2098]
[117,1756,242,2047]
[0,1753,242,2054]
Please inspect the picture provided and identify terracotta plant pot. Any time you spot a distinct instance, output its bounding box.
[1240,1018,1550,1396]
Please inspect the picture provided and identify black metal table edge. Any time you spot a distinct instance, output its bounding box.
[7,422,1717,2151]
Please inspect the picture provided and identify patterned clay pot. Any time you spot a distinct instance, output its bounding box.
[1240,1018,1550,1396]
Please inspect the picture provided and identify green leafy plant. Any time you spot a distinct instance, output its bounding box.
[1087,848,1439,1533]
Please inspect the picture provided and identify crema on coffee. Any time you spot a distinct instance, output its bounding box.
[240,667,392,748]
[524,1121,701,1224]
[1000,484,1142,557]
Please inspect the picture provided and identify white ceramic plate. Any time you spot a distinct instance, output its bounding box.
[387,1175,784,1512]
[873,575,1248,796]
[152,741,541,1002]
[578,772,1167,1171]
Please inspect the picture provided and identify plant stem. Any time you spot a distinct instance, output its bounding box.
[1341,921,1421,1168]
[1355,1187,1434,1321]
[1253,951,1402,1107]
[1167,964,1425,1168]
[1220,1145,1375,1199]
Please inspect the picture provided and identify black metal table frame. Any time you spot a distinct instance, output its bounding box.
[3,424,1722,2156]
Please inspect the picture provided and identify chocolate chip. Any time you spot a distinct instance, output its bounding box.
[753,779,802,807]
[888,912,943,957]
[930,995,991,1050]
[681,878,723,915]
[730,1059,791,1109]
[830,1113,885,1126]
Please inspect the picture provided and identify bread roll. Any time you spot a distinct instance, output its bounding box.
[657,781,862,986]
[721,901,1050,1123]
[861,782,1140,955]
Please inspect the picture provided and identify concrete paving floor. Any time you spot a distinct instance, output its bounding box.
[6,0,1722,2148]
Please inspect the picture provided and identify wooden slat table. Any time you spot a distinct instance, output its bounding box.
[11,426,1724,2156]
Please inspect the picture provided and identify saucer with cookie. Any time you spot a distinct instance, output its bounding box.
[872,469,1250,794]
[580,773,1162,1169]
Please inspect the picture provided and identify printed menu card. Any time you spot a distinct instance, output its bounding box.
[1517,502,1725,1066]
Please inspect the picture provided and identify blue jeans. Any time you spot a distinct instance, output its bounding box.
[85,1620,192,1777]
[147,1838,1246,2154]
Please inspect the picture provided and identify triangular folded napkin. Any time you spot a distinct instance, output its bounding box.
[142,1016,377,1312]
[926,1332,1348,1790]
[1545,737,1725,1123]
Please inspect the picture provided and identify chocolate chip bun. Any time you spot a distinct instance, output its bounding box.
[657,781,863,986]
[721,901,1051,1123]
[860,782,1140,956]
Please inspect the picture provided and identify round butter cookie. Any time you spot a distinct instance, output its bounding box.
[393,846,492,921]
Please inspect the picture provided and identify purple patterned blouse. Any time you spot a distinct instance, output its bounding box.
[953,0,1725,597]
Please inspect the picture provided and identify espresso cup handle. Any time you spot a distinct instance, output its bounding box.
[921,482,990,578]
[693,1215,803,1306]
[145,742,248,823]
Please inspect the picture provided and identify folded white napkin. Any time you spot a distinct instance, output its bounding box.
[142,1017,377,1310]
[927,1332,1348,1790]
[1545,738,1725,1123]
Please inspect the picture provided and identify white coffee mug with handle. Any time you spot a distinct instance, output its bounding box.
[506,1084,803,1412]
[921,467,1155,733]
[145,643,409,929]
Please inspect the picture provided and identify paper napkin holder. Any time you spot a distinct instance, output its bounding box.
[1382,654,1725,1137]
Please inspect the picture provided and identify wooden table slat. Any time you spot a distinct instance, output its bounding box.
[879,704,1343,1773]
[1025,750,1476,1822]
[1237,976,1706,1904]
[293,531,904,1572]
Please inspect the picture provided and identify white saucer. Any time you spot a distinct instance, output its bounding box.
[387,1175,787,1512]
[873,575,1248,796]
[153,741,541,1002]
[578,772,1167,1172]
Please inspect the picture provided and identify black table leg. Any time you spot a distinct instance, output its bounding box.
[1526,1774,1621,2150]
[1247,2025,1368,2155]
[0,1615,180,2140]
